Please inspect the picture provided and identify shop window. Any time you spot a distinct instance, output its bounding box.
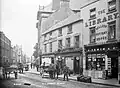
[86,54,105,70]
[67,24,72,34]
[58,28,62,37]
[58,40,62,49]
[74,35,79,47]
[108,21,116,40]
[50,42,52,52]
[90,27,96,43]
[108,0,116,13]
[90,8,96,19]
[66,38,70,48]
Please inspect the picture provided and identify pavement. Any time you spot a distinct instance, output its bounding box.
[25,68,120,87]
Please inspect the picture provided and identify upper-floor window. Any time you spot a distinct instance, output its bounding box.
[44,44,47,52]
[66,38,70,48]
[67,24,72,34]
[58,28,62,37]
[50,42,52,52]
[74,35,79,47]
[108,21,116,40]
[44,34,46,41]
[49,32,52,39]
[90,27,96,43]
[108,0,116,13]
[90,8,96,19]
[58,40,62,49]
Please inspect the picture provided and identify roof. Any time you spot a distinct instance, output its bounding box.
[41,6,75,33]
[80,0,100,9]
[42,12,83,35]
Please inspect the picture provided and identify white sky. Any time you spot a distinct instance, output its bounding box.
[1,0,52,57]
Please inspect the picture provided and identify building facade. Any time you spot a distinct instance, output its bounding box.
[80,0,120,79]
[39,0,84,74]
[0,31,11,67]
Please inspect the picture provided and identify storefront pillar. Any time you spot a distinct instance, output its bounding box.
[105,55,108,70]
[118,56,120,84]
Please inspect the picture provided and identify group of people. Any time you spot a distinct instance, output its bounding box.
[40,63,70,81]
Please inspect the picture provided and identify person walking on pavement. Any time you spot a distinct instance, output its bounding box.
[63,65,69,81]
[56,64,60,79]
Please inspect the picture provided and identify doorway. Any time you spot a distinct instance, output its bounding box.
[111,57,118,78]
[74,57,80,74]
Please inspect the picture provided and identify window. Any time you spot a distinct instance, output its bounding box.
[74,35,79,47]
[90,8,96,19]
[67,24,72,34]
[50,42,52,52]
[44,34,46,41]
[90,27,96,43]
[108,0,116,13]
[58,40,62,49]
[44,44,47,52]
[108,21,116,40]
[86,54,105,70]
[58,28,62,37]
[49,32,52,39]
[66,38,70,48]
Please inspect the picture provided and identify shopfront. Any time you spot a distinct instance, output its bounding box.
[84,42,120,79]
[55,47,83,74]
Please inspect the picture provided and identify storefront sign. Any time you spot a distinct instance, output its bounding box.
[85,12,119,27]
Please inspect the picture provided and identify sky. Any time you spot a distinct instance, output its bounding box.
[1,0,52,57]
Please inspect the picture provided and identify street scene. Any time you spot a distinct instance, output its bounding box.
[0,66,119,88]
[1,0,120,88]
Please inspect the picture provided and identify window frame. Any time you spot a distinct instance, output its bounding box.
[67,24,72,34]
[89,27,96,44]
[44,44,47,52]
[108,0,116,13]
[74,35,79,48]
[49,42,52,52]
[58,28,62,37]
[58,40,62,49]
[108,21,116,40]
[66,37,71,48]
[90,8,96,19]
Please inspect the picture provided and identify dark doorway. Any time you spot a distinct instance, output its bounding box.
[111,57,118,78]
[74,57,79,74]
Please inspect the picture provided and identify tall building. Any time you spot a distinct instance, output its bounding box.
[0,31,11,67]
[80,0,120,79]
[37,0,84,74]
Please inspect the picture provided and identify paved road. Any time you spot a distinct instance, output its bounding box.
[0,72,119,88]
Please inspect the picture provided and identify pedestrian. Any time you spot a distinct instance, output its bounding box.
[14,70,18,79]
[31,63,32,69]
[40,67,44,77]
[63,65,69,81]
[48,64,53,79]
[56,64,60,79]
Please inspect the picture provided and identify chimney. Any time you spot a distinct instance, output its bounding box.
[60,0,70,8]
[52,0,60,10]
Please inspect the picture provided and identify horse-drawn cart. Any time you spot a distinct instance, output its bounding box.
[3,65,18,79]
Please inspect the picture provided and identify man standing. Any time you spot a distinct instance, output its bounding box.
[63,65,69,81]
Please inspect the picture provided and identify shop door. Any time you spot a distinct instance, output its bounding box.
[74,57,79,74]
[111,58,118,78]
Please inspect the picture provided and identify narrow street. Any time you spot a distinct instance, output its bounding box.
[0,71,119,88]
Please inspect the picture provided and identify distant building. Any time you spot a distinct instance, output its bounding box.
[0,31,11,67]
